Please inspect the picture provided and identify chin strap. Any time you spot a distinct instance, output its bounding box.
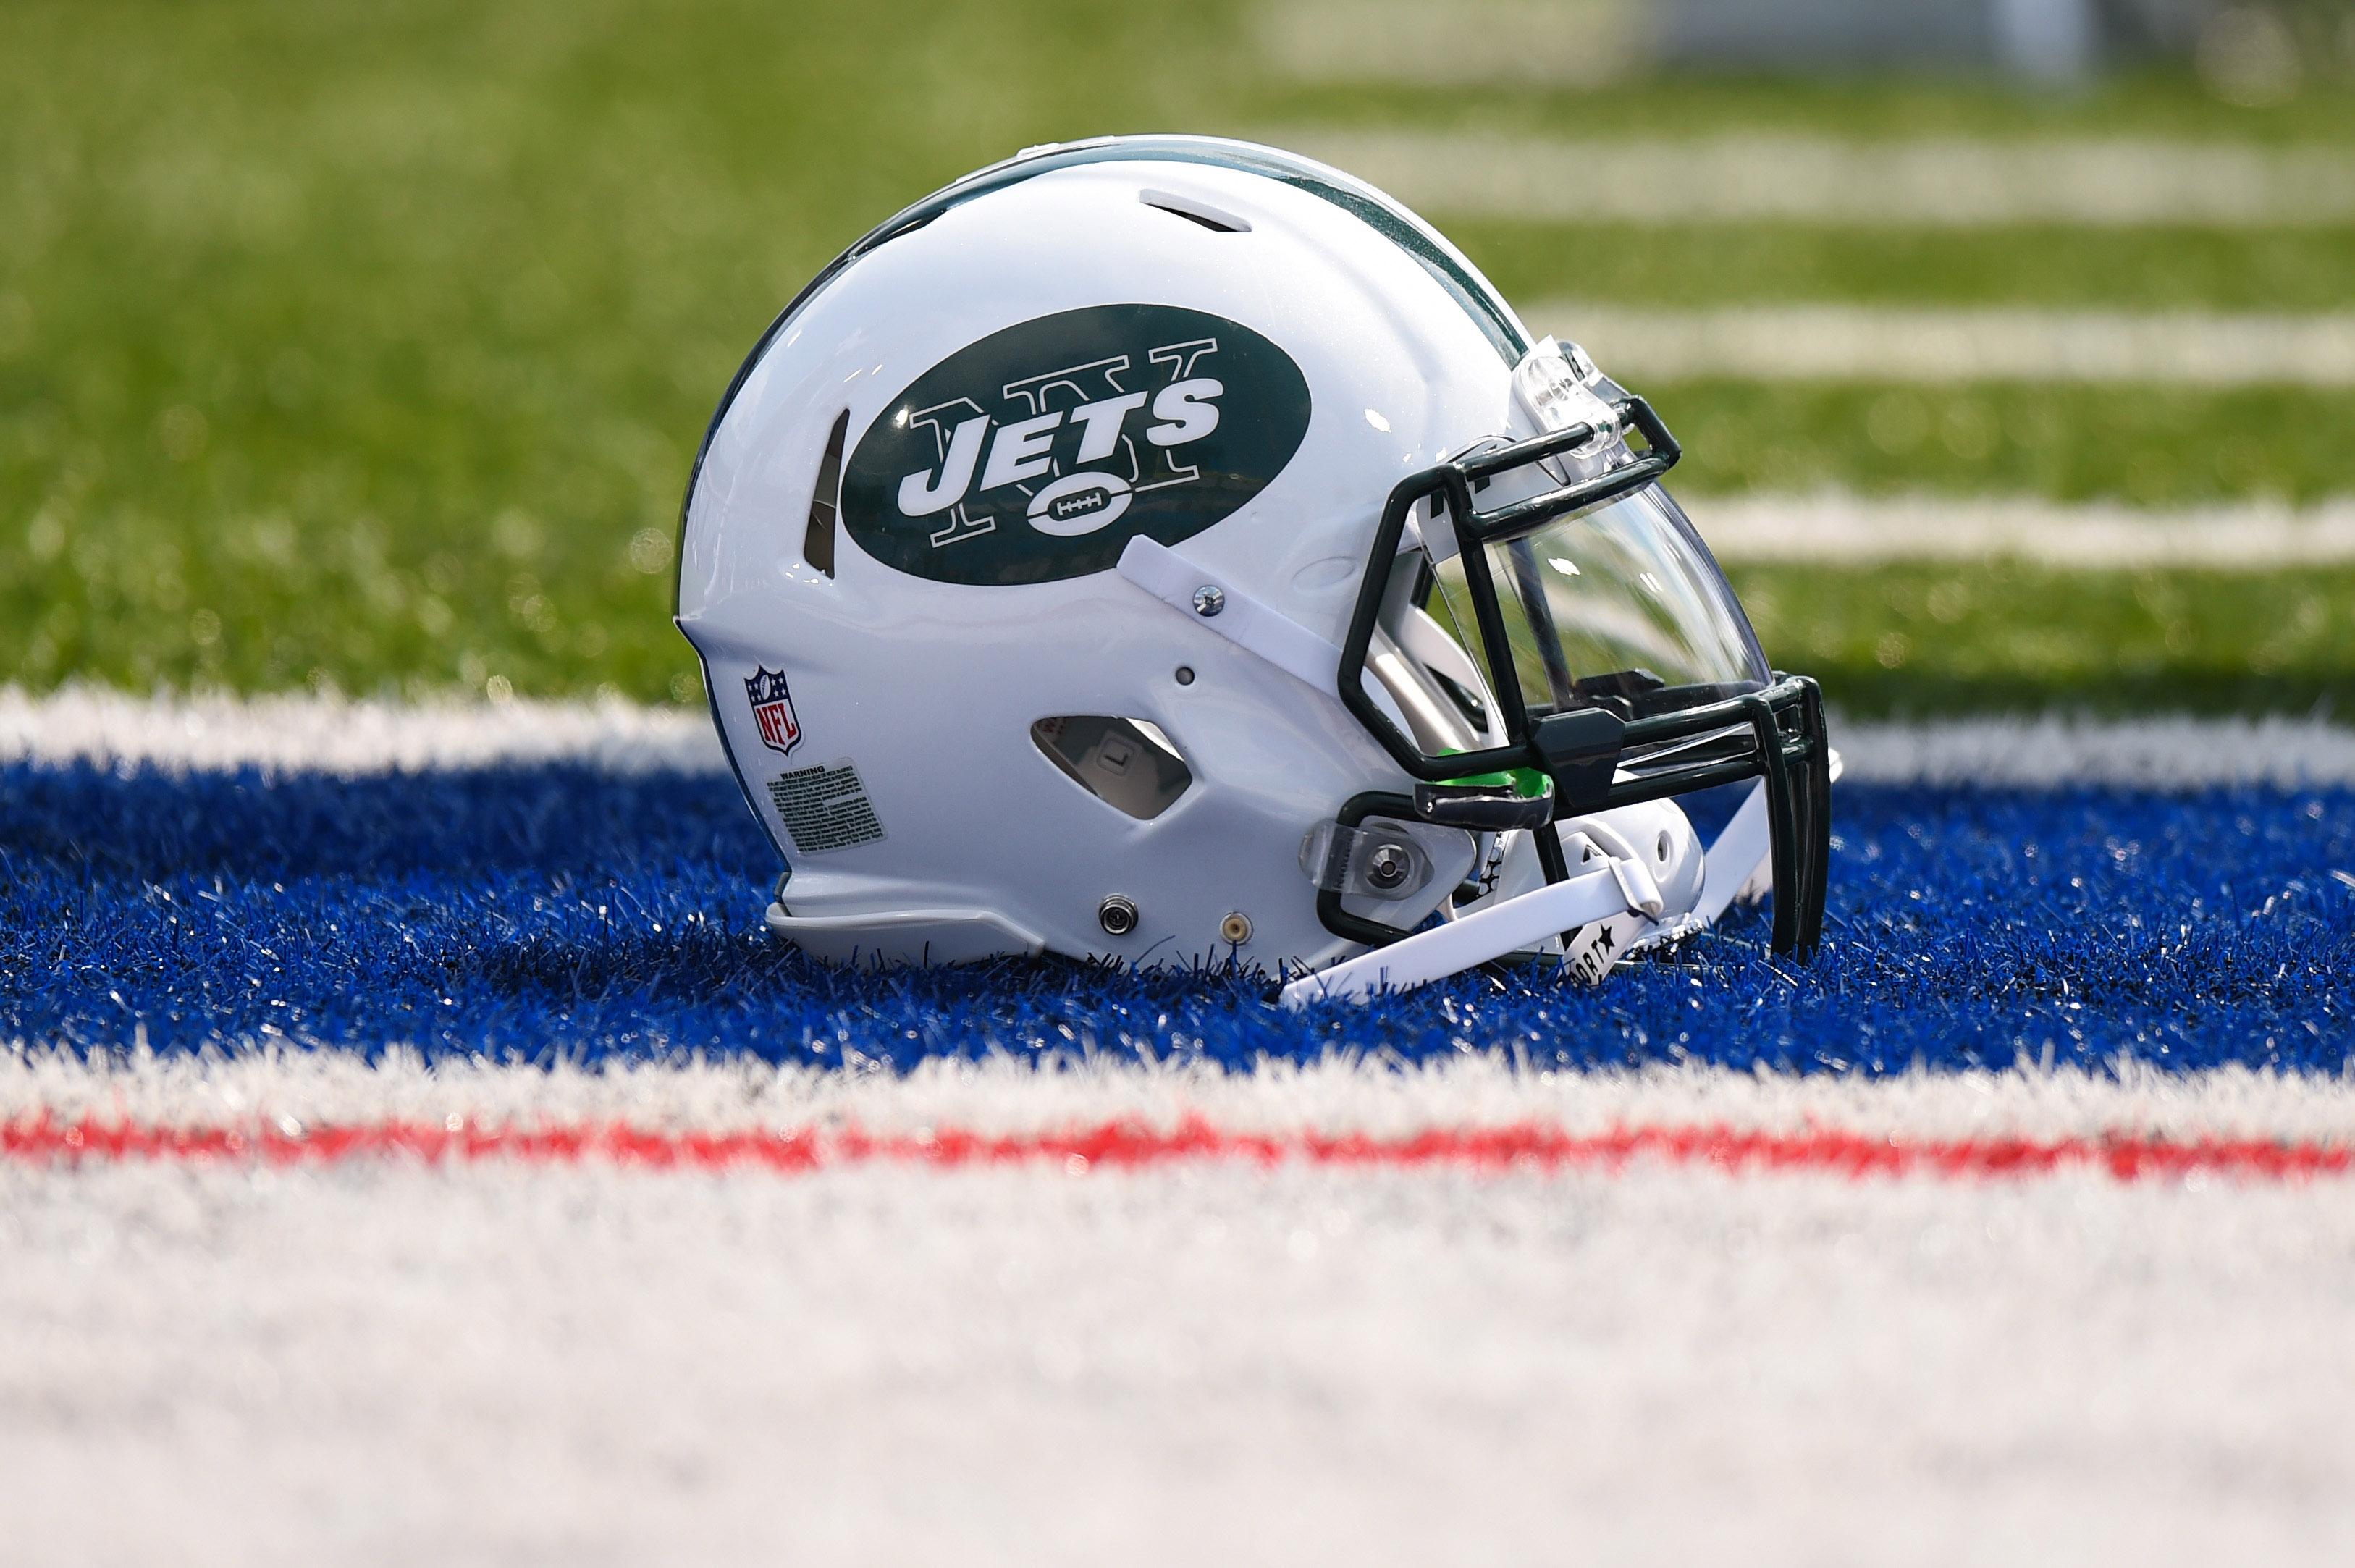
[1278,777,1778,1009]
[1693,777,1771,927]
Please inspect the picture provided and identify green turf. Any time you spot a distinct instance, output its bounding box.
[1649,382,2355,504]
[2,0,2351,709]
[1735,564,2355,717]
[0,0,1247,702]
[1458,223,2355,313]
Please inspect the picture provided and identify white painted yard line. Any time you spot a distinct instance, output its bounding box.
[7,691,2355,788]
[1280,127,2355,227]
[1530,300,2355,385]
[9,1136,2355,1567]
[7,1048,2353,1146]
[1692,493,2355,568]
[0,684,722,776]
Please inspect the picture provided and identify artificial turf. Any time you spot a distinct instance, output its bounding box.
[2,0,2351,709]
[4,754,2348,1074]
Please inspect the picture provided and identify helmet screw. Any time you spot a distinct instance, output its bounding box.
[1219,911,1252,945]
[1365,843,1411,890]
[1098,895,1139,936]
[1192,585,1226,617]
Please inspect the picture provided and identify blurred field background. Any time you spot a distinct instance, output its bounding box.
[3,0,2352,715]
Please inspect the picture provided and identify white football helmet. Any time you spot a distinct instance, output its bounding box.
[675,135,1831,1003]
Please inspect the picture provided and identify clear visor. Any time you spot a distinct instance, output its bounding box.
[1428,484,1769,722]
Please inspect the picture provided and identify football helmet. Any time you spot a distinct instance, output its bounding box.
[675,135,1831,1003]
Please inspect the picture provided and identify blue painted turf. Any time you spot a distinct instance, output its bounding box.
[2,760,2349,1074]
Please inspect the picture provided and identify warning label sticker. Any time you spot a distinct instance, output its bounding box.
[765,760,886,856]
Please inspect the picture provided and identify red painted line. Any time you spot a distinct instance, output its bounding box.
[1,1112,2349,1182]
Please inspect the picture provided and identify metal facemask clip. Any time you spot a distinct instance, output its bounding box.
[1299,819,1438,903]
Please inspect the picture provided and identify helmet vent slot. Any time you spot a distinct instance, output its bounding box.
[1138,188,1251,234]
[803,409,848,578]
[1032,715,1193,821]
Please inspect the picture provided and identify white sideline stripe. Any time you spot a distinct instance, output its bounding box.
[7,689,2355,788]
[1278,127,2355,228]
[1694,493,2355,568]
[0,685,724,777]
[7,1049,2354,1145]
[1531,300,2355,386]
[1835,715,2355,790]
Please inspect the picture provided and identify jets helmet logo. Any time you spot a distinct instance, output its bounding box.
[743,667,802,756]
[840,304,1313,586]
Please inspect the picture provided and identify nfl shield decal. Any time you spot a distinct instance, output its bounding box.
[744,667,802,756]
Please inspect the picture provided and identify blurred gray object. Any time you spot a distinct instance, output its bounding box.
[1255,0,2270,84]
[1659,0,2094,78]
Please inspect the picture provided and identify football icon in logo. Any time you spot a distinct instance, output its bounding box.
[1026,471,1134,536]
[744,667,802,756]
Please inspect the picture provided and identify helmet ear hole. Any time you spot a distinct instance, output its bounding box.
[1032,716,1194,821]
[801,410,848,578]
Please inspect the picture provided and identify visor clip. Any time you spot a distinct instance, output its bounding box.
[1412,782,1553,833]
[1532,709,1625,812]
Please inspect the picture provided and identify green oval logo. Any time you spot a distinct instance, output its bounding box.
[838,304,1313,586]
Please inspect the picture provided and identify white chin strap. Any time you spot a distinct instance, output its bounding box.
[1278,764,1824,1008]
